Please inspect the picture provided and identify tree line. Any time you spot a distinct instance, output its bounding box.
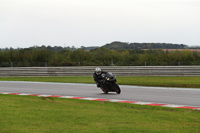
[1,41,189,51]
[103,41,187,50]
[0,47,200,67]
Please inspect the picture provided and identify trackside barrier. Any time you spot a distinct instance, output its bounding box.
[0,66,200,77]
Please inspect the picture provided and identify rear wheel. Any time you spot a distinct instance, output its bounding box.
[102,88,108,94]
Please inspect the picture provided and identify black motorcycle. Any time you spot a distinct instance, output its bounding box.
[99,72,121,94]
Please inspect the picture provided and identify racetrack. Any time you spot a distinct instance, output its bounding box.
[0,81,200,107]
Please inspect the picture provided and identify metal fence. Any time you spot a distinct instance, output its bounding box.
[1,61,200,67]
[0,66,200,77]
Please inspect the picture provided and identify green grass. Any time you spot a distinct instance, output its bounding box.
[0,94,200,133]
[0,76,200,88]
[118,77,200,88]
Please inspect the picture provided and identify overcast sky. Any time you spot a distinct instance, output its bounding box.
[0,0,200,48]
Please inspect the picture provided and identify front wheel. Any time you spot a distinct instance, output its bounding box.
[113,83,121,94]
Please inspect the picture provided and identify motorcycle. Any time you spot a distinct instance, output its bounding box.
[99,72,121,94]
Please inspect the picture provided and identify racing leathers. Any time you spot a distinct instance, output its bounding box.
[93,71,107,88]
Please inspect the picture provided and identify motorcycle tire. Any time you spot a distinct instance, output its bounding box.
[113,83,121,94]
[102,88,108,94]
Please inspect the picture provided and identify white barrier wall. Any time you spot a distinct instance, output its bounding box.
[0,66,200,76]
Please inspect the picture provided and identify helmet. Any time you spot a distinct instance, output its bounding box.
[95,67,101,75]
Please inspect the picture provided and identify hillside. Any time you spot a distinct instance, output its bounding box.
[102,41,187,50]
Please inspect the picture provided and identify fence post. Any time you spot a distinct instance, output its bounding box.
[11,62,13,67]
[145,61,146,66]
[45,62,47,67]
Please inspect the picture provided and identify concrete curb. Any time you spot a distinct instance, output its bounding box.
[1,92,200,110]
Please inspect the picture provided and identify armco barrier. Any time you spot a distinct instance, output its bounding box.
[0,66,200,77]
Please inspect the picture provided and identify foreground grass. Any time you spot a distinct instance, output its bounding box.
[0,76,200,88]
[0,94,200,133]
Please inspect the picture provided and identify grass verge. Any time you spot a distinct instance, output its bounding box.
[0,94,200,133]
[0,76,200,88]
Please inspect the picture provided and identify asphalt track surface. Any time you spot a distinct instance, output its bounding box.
[0,81,200,107]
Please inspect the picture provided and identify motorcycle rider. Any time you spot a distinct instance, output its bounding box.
[93,67,107,88]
